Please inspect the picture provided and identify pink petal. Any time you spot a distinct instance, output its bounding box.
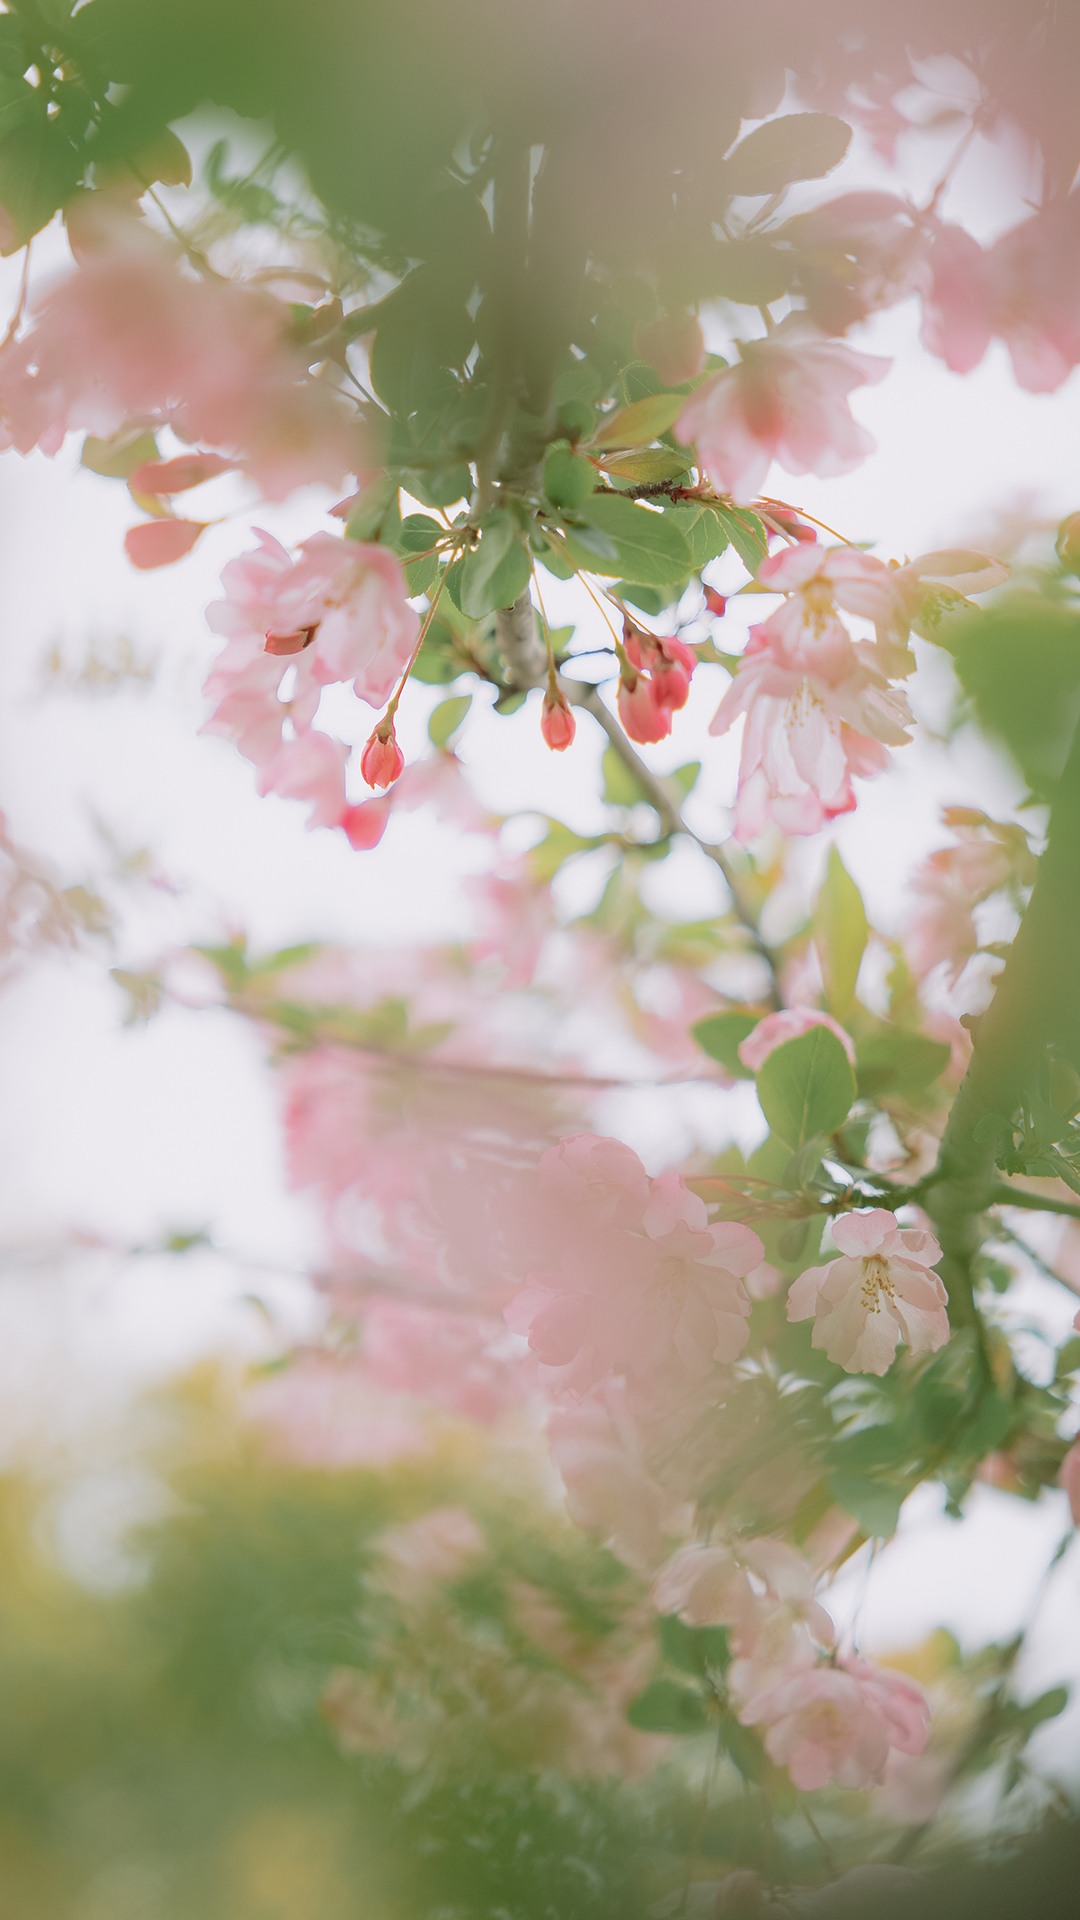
[124,518,207,569]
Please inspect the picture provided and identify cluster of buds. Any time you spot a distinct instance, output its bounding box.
[616,619,697,745]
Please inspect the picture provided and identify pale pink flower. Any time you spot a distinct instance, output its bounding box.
[651,1544,759,1643]
[787,1208,949,1377]
[548,1385,693,1573]
[905,815,1031,981]
[505,1149,763,1396]
[738,1006,855,1073]
[675,316,890,505]
[787,192,924,332]
[0,243,363,496]
[207,530,418,709]
[917,222,994,375]
[376,1505,487,1587]
[255,730,352,830]
[710,546,912,841]
[740,1654,929,1790]
[362,1299,534,1426]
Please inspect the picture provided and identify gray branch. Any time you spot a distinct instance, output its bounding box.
[495,591,549,690]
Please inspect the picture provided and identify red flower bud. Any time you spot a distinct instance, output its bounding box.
[617,672,672,744]
[541,686,576,751]
[622,625,695,711]
[360,723,405,790]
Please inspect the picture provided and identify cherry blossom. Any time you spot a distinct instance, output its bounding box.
[710,543,912,841]
[0,241,363,497]
[786,1209,949,1376]
[541,684,576,751]
[738,1006,856,1073]
[905,812,1033,981]
[547,1385,693,1573]
[739,1654,929,1790]
[675,317,890,505]
[505,1148,763,1397]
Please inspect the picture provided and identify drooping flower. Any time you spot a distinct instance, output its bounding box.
[710,543,913,841]
[505,1147,763,1397]
[360,721,405,790]
[617,670,672,744]
[739,1654,929,1790]
[541,684,576,751]
[786,1208,949,1376]
[622,625,697,712]
[738,1006,856,1073]
[675,316,890,505]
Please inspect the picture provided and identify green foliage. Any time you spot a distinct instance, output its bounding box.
[626,1678,710,1734]
[712,504,769,573]
[813,847,868,1015]
[722,113,852,196]
[691,1010,759,1077]
[565,493,693,586]
[602,746,648,807]
[952,600,1080,795]
[856,1028,953,1098]
[427,694,473,747]
[754,1026,856,1149]
[542,442,597,509]
[592,394,685,450]
[459,513,531,618]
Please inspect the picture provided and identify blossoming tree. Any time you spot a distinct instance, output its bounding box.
[2,0,1080,1910]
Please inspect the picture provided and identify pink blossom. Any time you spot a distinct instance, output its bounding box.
[467,865,553,988]
[506,1146,763,1396]
[376,1506,487,1588]
[207,531,418,710]
[363,1299,534,1426]
[917,222,994,375]
[0,243,363,497]
[548,1385,693,1573]
[651,1544,759,1642]
[904,814,1032,981]
[787,192,924,332]
[740,1654,929,1790]
[738,1006,855,1073]
[787,1208,949,1377]
[256,730,352,830]
[675,316,890,505]
[124,517,207,569]
[710,545,912,841]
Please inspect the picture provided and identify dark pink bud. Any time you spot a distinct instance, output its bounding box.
[360,724,405,790]
[617,672,671,744]
[541,686,576,751]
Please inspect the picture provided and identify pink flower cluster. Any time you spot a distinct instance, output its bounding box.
[617,626,698,745]
[653,1534,929,1790]
[710,543,913,841]
[0,238,362,498]
[201,528,420,838]
[920,205,1080,394]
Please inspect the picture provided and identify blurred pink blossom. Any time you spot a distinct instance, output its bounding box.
[676,317,889,504]
[740,1653,929,1790]
[738,1006,855,1072]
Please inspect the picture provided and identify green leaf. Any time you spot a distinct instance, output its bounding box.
[813,846,868,1015]
[659,1614,731,1678]
[717,1710,771,1782]
[723,113,852,197]
[625,1679,709,1735]
[616,582,667,616]
[459,511,532,618]
[602,746,647,807]
[755,1026,856,1148]
[81,429,161,481]
[592,393,685,450]
[827,1473,903,1538]
[345,475,398,543]
[569,493,692,585]
[543,442,598,510]
[529,820,603,882]
[670,761,701,797]
[713,504,769,574]
[427,694,472,746]
[691,1010,759,1077]
[683,504,730,569]
[856,1030,952,1099]
[600,448,691,486]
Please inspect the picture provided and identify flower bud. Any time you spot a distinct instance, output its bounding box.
[541,686,576,751]
[617,671,671,744]
[361,723,405,790]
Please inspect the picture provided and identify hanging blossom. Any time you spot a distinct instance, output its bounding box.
[710,543,913,842]
[787,1208,949,1376]
[675,315,890,505]
[739,1653,930,1791]
[617,624,698,745]
[504,1135,763,1400]
[201,528,420,838]
[918,204,1080,394]
[0,233,364,499]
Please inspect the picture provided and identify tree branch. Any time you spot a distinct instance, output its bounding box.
[562,678,783,1006]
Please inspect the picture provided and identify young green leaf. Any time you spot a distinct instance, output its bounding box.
[855,1029,953,1098]
[592,393,685,450]
[625,1679,710,1735]
[826,1472,903,1539]
[713,504,769,573]
[543,442,598,510]
[427,694,472,747]
[814,846,868,1015]
[691,1010,759,1077]
[755,1025,856,1147]
[570,493,692,585]
[599,448,691,486]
